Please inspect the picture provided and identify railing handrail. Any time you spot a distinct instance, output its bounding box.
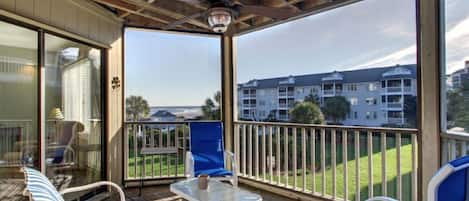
[441,131,469,141]
[234,120,418,133]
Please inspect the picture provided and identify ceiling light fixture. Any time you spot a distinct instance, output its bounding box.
[207,7,232,33]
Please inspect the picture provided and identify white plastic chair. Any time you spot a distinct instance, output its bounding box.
[22,167,125,201]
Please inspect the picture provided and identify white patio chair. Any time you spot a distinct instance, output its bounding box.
[22,167,125,201]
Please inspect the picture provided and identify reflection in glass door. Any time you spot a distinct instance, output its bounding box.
[0,21,38,174]
[44,34,103,188]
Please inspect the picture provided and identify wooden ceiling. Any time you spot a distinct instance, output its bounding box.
[93,0,359,35]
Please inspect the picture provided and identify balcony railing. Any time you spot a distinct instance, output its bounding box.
[234,121,418,201]
[386,87,412,93]
[279,91,295,97]
[124,121,189,181]
[388,117,404,124]
[441,132,469,164]
[387,102,403,108]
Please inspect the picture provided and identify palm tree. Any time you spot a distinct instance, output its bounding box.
[201,91,221,120]
[126,96,150,121]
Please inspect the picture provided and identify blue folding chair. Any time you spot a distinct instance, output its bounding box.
[185,122,238,186]
[427,155,469,201]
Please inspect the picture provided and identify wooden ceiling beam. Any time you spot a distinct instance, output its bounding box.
[93,0,169,24]
[235,0,303,24]
[121,0,212,30]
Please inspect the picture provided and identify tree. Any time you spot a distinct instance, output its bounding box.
[304,93,320,105]
[126,96,150,121]
[202,91,221,120]
[322,96,350,124]
[403,96,417,128]
[290,102,324,124]
[451,80,469,131]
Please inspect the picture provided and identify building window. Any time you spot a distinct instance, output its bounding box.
[366,97,377,105]
[373,111,378,119]
[404,79,411,87]
[347,84,357,91]
[366,112,371,120]
[350,97,358,105]
[368,83,377,91]
[259,100,266,106]
[382,95,386,103]
[382,80,386,88]
[354,112,358,119]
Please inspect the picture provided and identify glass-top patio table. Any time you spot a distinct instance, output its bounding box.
[170,178,262,201]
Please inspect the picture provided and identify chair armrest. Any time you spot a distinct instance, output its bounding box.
[59,181,125,201]
[60,181,125,201]
[224,151,238,186]
[185,151,195,178]
[224,151,237,174]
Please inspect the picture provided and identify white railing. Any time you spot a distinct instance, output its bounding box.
[387,103,402,108]
[441,132,469,164]
[388,118,404,125]
[234,121,418,201]
[0,120,34,167]
[124,121,189,181]
[386,87,402,93]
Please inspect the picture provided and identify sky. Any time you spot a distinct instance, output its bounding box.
[125,0,469,106]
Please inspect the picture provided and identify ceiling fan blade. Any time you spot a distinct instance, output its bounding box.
[163,12,206,30]
[239,5,297,19]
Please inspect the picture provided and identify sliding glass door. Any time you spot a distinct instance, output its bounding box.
[0,21,39,173]
[0,19,105,188]
[44,34,104,187]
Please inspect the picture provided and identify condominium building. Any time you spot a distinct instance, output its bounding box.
[449,61,469,89]
[237,64,417,127]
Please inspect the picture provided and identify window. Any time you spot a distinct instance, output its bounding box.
[347,84,358,91]
[0,21,38,168]
[0,20,105,186]
[382,80,386,88]
[44,34,104,186]
[125,29,221,121]
[382,96,387,103]
[366,97,377,105]
[354,112,358,119]
[441,0,469,134]
[350,97,358,105]
[259,100,266,106]
[404,79,411,87]
[368,83,377,91]
[366,112,372,119]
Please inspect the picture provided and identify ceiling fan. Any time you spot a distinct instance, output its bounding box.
[163,0,298,34]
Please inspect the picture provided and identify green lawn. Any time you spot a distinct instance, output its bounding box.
[127,137,415,201]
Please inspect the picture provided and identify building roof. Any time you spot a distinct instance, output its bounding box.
[239,64,417,89]
[151,110,176,118]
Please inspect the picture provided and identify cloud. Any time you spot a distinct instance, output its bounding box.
[357,45,416,68]
[355,16,469,73]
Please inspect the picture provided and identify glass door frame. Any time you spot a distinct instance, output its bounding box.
[0,15,108,181]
